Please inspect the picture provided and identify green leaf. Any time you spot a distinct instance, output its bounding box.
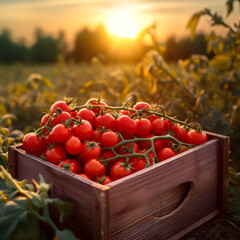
[0,197,28,239]
[46,198,75,223]
[186,10,205,39]
[56,228,79,240]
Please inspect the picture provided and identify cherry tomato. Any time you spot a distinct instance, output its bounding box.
[50,101,71,113]
[40,114,50,127]
[78,173,91,180]
[22,132,47,155]
[95,113,116,131]
[139,134,163,154]
[117,142,140,154]
[116,115,137,137]
[86,98,108,115]
[91,129,102,142]
[157,147,177,161]
[94,175,113,185]
[147,114,158,123]
[42,145,67,165]
[187,130,207,145]
[176,125,188,143]
[119,109,129,116]
[78,141,101,162]
[84,158,106,180]
[110,161,133,180]
[58,159,81,174]
[77,108,96,126]
[51,111,72,126]
[133,102,152,114]
[130,154,154,173]
[70,110,78,117]
[100,131,119,148]
[162,118,177,134]
[100,150,116,166]
[134,118,152,138]
[64,136,82,155]
[49,124,72,145]
[152,118,165,135]
[72,120,93,141]
[178,145,189,153]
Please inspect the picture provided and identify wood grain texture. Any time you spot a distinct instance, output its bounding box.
[206,131,230,212]
[8,131,229,240]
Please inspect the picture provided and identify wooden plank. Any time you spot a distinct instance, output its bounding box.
[206,131,230,212]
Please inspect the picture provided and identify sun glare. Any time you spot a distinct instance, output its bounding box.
[106,9,141,39]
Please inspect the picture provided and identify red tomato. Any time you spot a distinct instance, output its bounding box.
[134,118,152,138]
[157,147,177,161]
[110,161,133,180]
[78,173,91,180]
[42,145,67,165]
[139,134,163,154]
[178,145,189,153]
[187,130,207,145]
[91,129,102,142]
[117,142,140,154]
[100,150,116,166]
[163,118,177,134]
[94,175,113,185]
[133,102,152,114]
[58,159,82,174]
[64,136,82,155]
[119,109,129,116]
[100,131,119,147]
[176,125,188,143]
[77,108,96,126]
[22,132,47,155]
[86,98,108,115]
[70,110,78,117]
[116,115,137,137]
[72,120,93,141]
[78,141,101,162]
[40,114,50,127]
[147,114,158,123]
[50,101,71,113]
[49,124,72,145]
[152,118,165,135]
[51,111,72,126]
[95,113,116,131]
[130,154,154,173]
[84,158,106,180]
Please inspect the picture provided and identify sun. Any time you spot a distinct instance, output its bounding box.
[105,9,141,39]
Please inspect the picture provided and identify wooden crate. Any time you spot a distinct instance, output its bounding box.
[8,132,229,240]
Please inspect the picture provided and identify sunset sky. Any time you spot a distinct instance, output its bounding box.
[0,0,238,45]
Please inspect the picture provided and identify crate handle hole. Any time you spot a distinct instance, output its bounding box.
[153,181,194,220]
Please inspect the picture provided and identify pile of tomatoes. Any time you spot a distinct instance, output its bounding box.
[22,98,207,185]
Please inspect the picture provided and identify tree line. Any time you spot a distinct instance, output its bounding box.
[0,25,209,64]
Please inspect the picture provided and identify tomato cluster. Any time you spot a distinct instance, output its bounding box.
[22,99,207,185]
